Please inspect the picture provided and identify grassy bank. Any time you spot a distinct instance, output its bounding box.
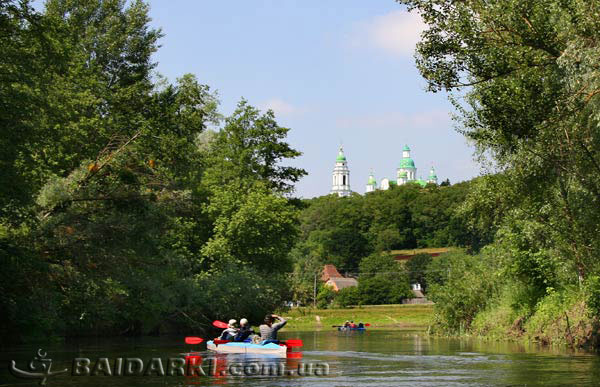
[469,288,600,349]
[278,304,434,331]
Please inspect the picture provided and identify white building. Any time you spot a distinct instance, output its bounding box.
[365,145,439,193]
[330,146,351,197]
[366,170,377,193]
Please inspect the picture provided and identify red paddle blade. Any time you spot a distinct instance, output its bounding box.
[365,323,371,327]
[284,339,303,347]
[213,339,230,345]
[212,320,228,329]
[287,352,303,358]
[185,337,204,345]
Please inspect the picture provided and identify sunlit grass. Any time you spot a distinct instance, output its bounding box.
[278,304,434,331]
[388,247,455,255]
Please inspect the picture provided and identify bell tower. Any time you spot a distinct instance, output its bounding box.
[331,146,351,197]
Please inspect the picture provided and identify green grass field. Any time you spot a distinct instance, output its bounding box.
[278,304,434,331]
[388,247,454,256]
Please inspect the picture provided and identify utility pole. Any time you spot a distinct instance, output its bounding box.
[313,272,317,308]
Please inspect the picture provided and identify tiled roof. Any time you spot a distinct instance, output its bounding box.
[321,264,342,281]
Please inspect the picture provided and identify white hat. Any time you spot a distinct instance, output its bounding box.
[228,319,237,327]
[240,318,248,326]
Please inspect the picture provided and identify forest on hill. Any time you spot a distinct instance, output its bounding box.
[288,181,490,306]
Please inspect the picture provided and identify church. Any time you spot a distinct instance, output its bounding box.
[330,145,438,197]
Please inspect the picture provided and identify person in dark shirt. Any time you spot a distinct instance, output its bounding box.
[233,318,255,342]
[218,319,238,340]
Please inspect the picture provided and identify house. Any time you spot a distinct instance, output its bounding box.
[321,264,342,282]
[402,283,432,305]
[326,277,358,291]
[321,264,358,291]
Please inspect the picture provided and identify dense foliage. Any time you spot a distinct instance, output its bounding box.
[406,253,432,292]
[6,0,597,349]
[395,0,600,345]
[0,0,304,341]
[289,181,480,305]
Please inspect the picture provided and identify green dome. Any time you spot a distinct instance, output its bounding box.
[403,144,411,151]
[429,167,437,178]
[367,175,376,185]
[336,147,346,162]
[399,158,415,169]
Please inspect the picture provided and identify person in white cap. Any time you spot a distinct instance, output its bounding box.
[233,318,255,342]
[218,319,238,340]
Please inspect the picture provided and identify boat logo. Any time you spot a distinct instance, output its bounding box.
[9,348,68,385]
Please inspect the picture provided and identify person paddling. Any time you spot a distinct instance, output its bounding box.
[259,314,287,345]
[219,319,238,340]
[233,318,255,342]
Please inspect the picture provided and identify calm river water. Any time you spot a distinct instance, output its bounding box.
[2,330,599,386]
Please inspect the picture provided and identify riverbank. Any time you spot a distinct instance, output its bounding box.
[279,304,433,331]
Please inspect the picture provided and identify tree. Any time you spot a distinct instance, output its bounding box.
[397,0,600,282]
[358,253,412,305]
[201,183,299,274]
[201,100,305,274]
[334,286,361,308]
[426,250,499,333]
[203,99,307,195]
[288,239,327,305]
[406,253,433,292]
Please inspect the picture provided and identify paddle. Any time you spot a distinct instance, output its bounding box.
[283,339,303,347]
[185,337,204,345]
[212,320,228,329]
[365,323,371,327]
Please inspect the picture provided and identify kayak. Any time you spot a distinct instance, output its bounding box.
[206,340,288,357]
[337,326,366,331]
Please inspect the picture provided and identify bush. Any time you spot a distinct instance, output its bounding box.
[406,253,432,292]
[470,282,528,338]
[585,275,600,317]
[316,285,336,309]
[426,250,499,333]
[523,287,597,347]
[358,253,412,305]
[333,286,361,308]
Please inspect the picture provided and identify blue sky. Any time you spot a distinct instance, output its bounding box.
[45,0,481,197]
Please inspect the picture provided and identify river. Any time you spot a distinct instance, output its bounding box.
[2,330,599,386]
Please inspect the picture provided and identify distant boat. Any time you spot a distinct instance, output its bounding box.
[337,326,366,331]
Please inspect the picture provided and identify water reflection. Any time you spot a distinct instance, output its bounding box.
[0,331,598,386]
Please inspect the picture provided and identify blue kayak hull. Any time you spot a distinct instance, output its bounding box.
[206,340,288,356]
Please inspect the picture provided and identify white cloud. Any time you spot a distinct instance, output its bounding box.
[350,10,426,58]
[260,98,303,117]
[336,110,451,130]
